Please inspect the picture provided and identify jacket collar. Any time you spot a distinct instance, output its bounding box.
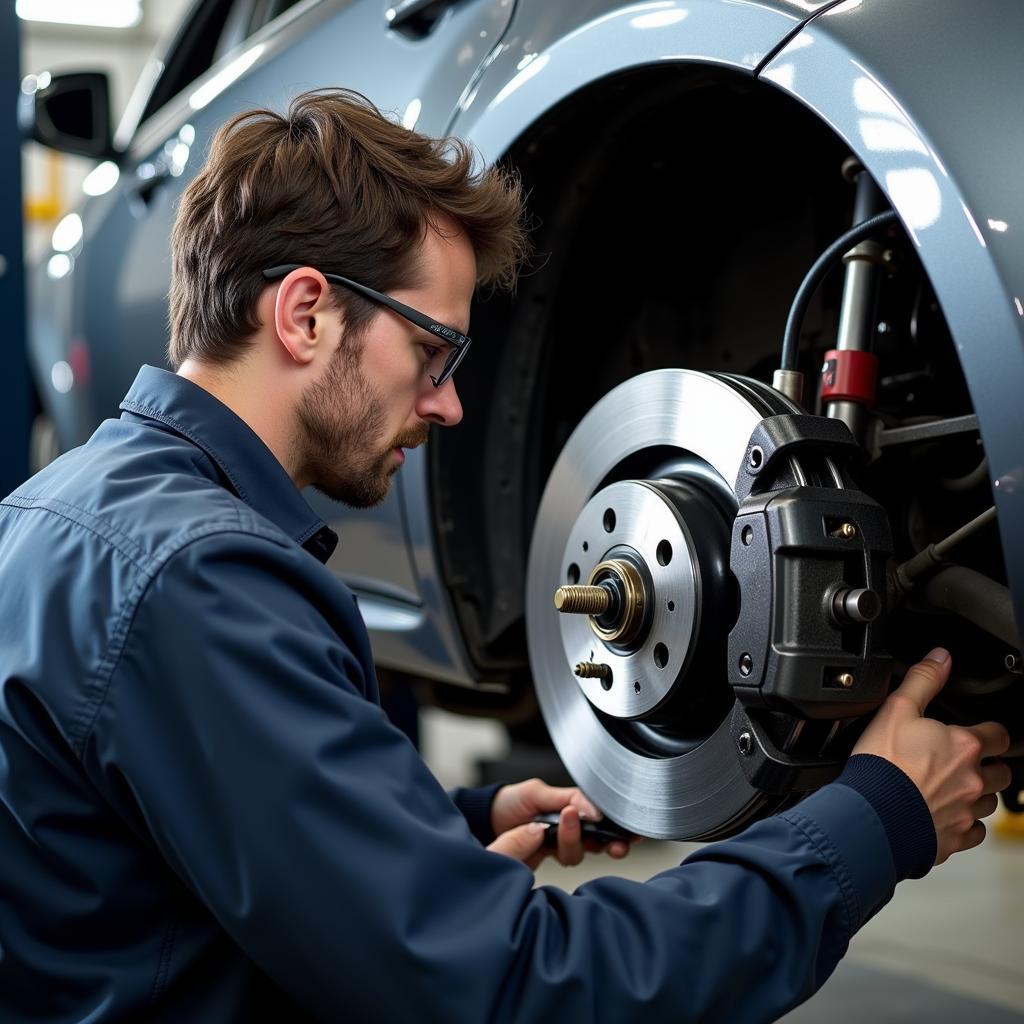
[119,365,338,563]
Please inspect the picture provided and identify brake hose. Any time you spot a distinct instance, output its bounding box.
[779,209,900,373]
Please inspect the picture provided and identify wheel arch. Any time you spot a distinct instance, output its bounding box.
[757,0,1024,641]
[434,60,858,684]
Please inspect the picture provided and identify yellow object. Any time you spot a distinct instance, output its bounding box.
[24,149,63,223]
[994,803,1024,840]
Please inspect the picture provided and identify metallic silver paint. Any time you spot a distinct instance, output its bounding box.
[29,0,1024,688]
[28,0,519,685]
[452,0,812,163]
[758,0,1024,637]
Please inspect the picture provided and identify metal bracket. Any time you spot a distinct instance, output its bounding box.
[735,413,861,501]
[730,706,844,796]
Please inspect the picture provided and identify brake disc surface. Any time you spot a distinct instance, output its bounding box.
[526,369,804,840]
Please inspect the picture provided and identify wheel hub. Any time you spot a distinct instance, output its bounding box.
[553,478,731,721]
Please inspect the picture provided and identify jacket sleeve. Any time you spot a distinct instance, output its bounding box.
[448,784,502,845]
[84,529,922,1024]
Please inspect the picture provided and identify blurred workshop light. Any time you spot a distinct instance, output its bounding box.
[21,71,51,94]
[82,161,120,197]
[46,253,73,280]
[50,360,74,394]
[51,213,83,253]
[16,0,142,28]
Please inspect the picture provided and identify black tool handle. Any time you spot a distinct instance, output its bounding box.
[532,812,635,849]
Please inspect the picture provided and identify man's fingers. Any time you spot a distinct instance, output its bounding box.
[961,819,987,854]
[569,791,602,821]
[557,805,584,866]
[526,783,600,820]
[966,721,1012,761]
[971,793,1000,821]
[980,759,1014,796]
[486,822,546,864]
[891,649,951,716]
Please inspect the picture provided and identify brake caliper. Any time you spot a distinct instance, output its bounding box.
[727,413,892,792]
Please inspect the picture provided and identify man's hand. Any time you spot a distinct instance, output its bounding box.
[486,778,633,870]
[852,648,1012,865]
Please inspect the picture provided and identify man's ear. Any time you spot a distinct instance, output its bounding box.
[271,267,335,366]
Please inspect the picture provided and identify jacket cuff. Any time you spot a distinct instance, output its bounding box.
[834,753,936,881]
[448,783,503,845]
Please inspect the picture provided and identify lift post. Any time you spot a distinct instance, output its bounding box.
[0,3,31,495]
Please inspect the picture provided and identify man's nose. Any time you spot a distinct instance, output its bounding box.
[417,377,463,427]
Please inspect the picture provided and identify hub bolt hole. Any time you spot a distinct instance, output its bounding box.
[741,525,753,546]
[633,681,641,694]
[653,643,668,669]
[603,508,616,533]
[656,540,672,566]
[582,541,589,552]
[748,446,764,470]
[667,600,675,611]
[567,563,580,585]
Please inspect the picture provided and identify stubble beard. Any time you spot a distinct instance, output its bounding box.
[297,344,426,508]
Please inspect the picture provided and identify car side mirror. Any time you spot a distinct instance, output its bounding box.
[21,71,115,160]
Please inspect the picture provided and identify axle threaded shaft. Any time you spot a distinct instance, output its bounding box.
[574,661,612,680]
[554,584,611,615]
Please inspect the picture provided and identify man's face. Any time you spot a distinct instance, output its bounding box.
[296,218,472,506]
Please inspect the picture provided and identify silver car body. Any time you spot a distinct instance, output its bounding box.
[28,0,1024,687]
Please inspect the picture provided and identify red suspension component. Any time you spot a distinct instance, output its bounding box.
[820,349,879,406]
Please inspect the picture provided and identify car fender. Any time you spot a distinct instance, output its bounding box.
[407,0,837,685]
[449,0,834,149]
[757,0,1024,639]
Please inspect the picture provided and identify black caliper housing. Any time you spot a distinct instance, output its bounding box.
[726,414,893,793]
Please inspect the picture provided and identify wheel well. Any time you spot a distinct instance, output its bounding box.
[432,64,864,685]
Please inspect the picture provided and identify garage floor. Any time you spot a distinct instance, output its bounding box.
[422,707,1024,1023]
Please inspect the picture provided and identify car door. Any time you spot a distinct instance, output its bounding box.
[56,0,516,675]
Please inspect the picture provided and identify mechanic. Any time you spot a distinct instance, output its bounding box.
[0,89,1012,1023]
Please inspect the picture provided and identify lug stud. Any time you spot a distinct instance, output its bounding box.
[555,585,611,615]
[575,662,613,690]
[835,672,855,689]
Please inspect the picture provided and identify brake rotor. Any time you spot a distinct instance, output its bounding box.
[526,369,808,840]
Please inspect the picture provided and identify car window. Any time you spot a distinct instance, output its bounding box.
[214,0,260,63]
[138,0,251,127]
[252,0,305,31]
[215,0,305,59]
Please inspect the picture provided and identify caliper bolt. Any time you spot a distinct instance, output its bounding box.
[554,585,611,615]
[1005,653,1023,675]
[831,586,882,624]
[833,522,857,540]
[737,731,754,756]
[739,653,753,677]
[835,672,856,689]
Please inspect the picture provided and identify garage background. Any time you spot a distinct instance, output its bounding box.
[12,3,1024,1019]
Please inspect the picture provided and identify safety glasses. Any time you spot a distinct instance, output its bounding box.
[262,264,471,388]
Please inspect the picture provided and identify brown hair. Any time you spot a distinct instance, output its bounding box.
[168,88,528,368]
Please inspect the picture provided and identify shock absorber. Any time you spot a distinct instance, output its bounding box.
[820,161,889,443]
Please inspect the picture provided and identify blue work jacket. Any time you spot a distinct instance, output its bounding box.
[0,365,935,1022]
